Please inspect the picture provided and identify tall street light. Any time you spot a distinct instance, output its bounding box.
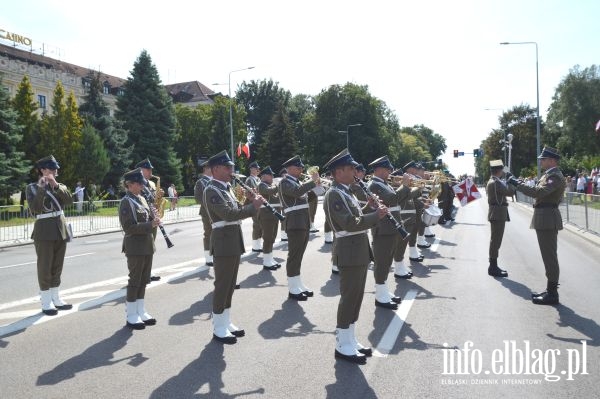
[500,41,540,179]
[338,123,362,151]
[228,66,254,170]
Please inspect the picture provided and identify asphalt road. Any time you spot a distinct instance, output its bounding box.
[1,193,598,399]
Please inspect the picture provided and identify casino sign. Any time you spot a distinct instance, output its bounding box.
[0,28,32,47]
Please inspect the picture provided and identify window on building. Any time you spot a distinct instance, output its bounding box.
[38,95,46,109]
[103,85,110,94]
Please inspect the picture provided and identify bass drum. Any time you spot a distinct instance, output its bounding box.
[423,205,443,226]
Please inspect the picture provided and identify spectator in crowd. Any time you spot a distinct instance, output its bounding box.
[167,183,178,211]
[576,173,586,194]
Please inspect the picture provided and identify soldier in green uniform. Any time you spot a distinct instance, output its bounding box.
[245,161,263,252]
[26,155,74,316]
[367,156,410,310]
[194,159,213,266]
[414,163,434,248]
[509,147,566,305]
[323,149,387,365]
[403,161,427,261]
[390,167,419,279]
[278,168,288,242]
[257,166,283,271]
[486,160,516,277]
[203,150,263,343]
[119,168,159,330]
[278,155,320,300]
[136,158,161,282]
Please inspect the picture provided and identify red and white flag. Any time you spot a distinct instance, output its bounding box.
[452,177,481,206]
[241,143,250,159]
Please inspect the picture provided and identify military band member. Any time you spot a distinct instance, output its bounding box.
[367,156,410,309]
[486,160,516,277]
[257,166,283,271]
[278,155,320,300]
[204,150,264,343]
[26,155,74,316]
[194,159,213,266]
[245,161,263,252]
[308,189,319,233]
[508,147,566,305]
[414,163,433,249]
[438,170,456,224]
[278,168,288,242]
[323,149,387,365]
[390,168,418,278]
[404,161,427,261]
[119,168,159,329]
[136,158,161,282]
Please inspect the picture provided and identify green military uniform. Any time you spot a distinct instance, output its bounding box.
[278,155,317,300]
[307,189,319,231]
[323,149,381,365]
[245,162,262,249]
[513,147,566,305]
[486,160,516,277]
[194,168,213,265]
[393,184,422,273]
[367,156,410,309]
[257,166,282,270]
[119,168,157,329]
[26,155,74,316]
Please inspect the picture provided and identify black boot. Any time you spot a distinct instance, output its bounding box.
[532,282,559,305]
[488,258,508,277]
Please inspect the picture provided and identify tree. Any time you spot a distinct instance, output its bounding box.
[307,83,399,167]
[11,75,40,168]
[0,79,30,204]
[38,81,83,187]
[546,65,600,157]
[258,101,299,169]
[115,50,181,186]
[288,94,316,159]
[396,131,432,168]
[79,71,132,189]
[75,124,110,189]
[236,79,291,162]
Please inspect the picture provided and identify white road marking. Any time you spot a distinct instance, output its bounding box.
[373,289,418,357]
[0,252,95,270]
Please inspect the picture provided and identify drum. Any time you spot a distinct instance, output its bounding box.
[423,205,442,226]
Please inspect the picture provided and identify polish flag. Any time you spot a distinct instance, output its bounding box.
[453,178,481,206]
[241,143,250,159]
[236,142,242,157]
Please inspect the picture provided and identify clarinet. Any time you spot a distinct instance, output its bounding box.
[353,176,410,240]
[231,175,286,221]
[141,187,175,248]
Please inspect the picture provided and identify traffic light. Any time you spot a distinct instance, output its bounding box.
[453,150,459,158]
[473,149,480,157]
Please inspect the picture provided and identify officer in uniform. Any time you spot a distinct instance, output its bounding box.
[438,169,456,224]
[136,158,162,282]
[245,161,263,252]
[203,150,264,343]
[257,166,283,270]
[194,158,213,266]
[26,155,74,316]
[509,147,566,305]
[486,160,516,277]
[323,149,387,365]
[278,155,320,300]
[414,163,434,247]
[367,155,410,309]
[119,168,159,330]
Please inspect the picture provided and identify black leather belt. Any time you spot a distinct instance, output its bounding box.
[534,203,558,209]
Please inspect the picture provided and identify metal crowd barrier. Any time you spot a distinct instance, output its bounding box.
[515,191,600,235]
[0,196,201,247]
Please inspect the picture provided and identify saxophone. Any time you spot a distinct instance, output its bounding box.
[151,175,167,218]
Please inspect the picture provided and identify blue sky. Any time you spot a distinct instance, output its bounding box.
[2,0,599,175]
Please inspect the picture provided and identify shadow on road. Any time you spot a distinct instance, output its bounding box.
[258,300,324,339]
[150,341,265,398]
[324,361,377,399]
[37,327,144,386]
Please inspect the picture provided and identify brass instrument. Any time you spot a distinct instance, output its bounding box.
[231,174,285,221]
[141,175,174,248]
[150,175,168,218]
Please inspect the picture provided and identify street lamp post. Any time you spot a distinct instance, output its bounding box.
[500,41,540,179]
[228,67,254,170]
[338,123,362,150]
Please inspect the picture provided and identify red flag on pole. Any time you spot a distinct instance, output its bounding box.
[452,178,481,206]
[236,142,242,157]
[241,143,250,159]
